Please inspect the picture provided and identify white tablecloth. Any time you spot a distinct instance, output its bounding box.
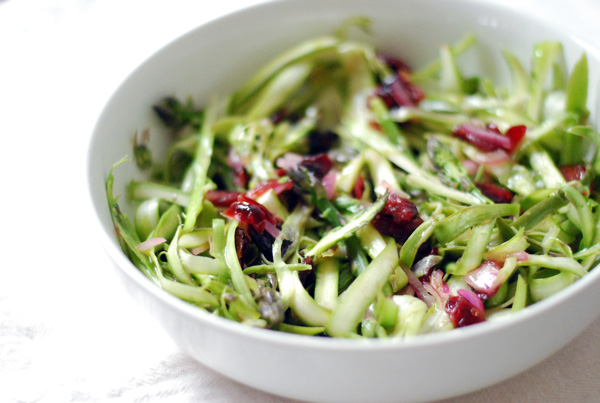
[2,1,600,402]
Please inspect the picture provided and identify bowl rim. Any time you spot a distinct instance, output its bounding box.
[87,0,600,352]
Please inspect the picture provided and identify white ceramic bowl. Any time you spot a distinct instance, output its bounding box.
[87,1,600,402]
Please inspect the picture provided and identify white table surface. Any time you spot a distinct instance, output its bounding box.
[2,0,600,402]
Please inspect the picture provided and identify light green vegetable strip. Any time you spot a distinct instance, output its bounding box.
[183,102,217,232]
[327,241,398,337]
[502,50,529,101]
[505,165,538,196]
[530,271,575,302]
[106,161,159,284]
[573,242,600,259]
[369,96,408,148]
[314,258,340,310]
[511,274,528,312]
[391,295,428,337]
[357,224,388,259]
[565,125,600,147]
[166,225,194,285]
[496,256,518,288]
[518,254,586,277]
[452,221,494,276]
[243,263,311,275]
[528,41,563,122]
[278,323,326,336]
[364,149,401,192]
[224,221,256,308]
[255,188,289,220]
[135,199,160,240]
[273,204,323,324]
[435,204,519,244]
[399,217,439,268]
[375,293,399,330]
[306,192,388,257]
[336,152,365,194]
[405,173,484,205]
[231,36,339,111]
[211,218,229,283]
[392,106,469,127]
[512,190,568,230]
[130,181,189,206]
[439,44,464,95]
[247,63,312,120]
[178,228,211,249]
[565,53,589,120]
[179,250,221,275]
[158,276,219,308]
[342,115,421,174]
[484,228,529,262]
[289,271,331,327]
[410,33,476,81]
[148,204,181,242]
[528,148,565,189]
[563,186,594,248]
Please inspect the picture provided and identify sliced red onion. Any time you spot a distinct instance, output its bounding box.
[471,149,510,166]
[453,123,526,154]
[397,284,416,297]
[136,237,167,252]
[423,282,444,310]
[430,269,450,295]
[322,171,337,200]
[405,269,436,307]
[462,159,480,176]
[191,245,210,255]
[276,152,304,170]
[453,123,512,151]
[457,288,485,313]
[486,250,529,264]
[263,220,281,239]
[463,261,501,298]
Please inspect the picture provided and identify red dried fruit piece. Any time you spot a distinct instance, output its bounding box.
[353,175,365,200]
[376,72,424,108]
[452,123,526,153]
[475,182,514,203]
[205,190,243,208]
[445,291,486,328]
[504,125,526,153]
[378,53,412,73]
[560,164,586,182]
[223,195,280,234]
[372,192,423,243]
[298,153,333,179]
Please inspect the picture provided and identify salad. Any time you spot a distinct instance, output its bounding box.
[107,21,600,338]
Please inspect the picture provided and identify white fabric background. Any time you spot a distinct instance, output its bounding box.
[2,1,600,402]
